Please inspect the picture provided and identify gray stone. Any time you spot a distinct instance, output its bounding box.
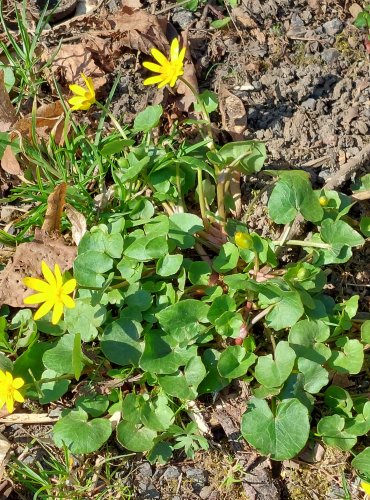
[185,468,207,486]
[200,485,214,499]
[48,407,63,418]
[162,466,181,481]
[321,48,340,64]
[287,13,306,37]
[301,98,316,110]
[172,8,194,30]
[137,462,153,478]
[322,18,344,36]
[356,121,368,135]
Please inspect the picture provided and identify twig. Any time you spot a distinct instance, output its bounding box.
[0,413,58,424]
[324,142,370,190]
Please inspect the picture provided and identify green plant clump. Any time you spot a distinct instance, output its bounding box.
[0,7,369,489]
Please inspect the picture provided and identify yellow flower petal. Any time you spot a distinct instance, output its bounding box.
[13,390,24,403]
[69,84,87,96]
[170,38,179,61]
[6,396,14,413]
[150,48,170,67]
[62,294,75,309]
[54,264,63,289]
[62,278,77,294]
[5,372,12,384]
[68,97,91,111]
[361,481,370,495]
[52,302,64,325]
[24,292,49,305]
[178,47,186,64]
[81,73,95,98]
[142,61,165,73]
[68,95,85,104]
[12,378,25,390]
[23,277,51,293]
[143,75,167,86]
[34,301,54,321]
[42,261,57,288]
[158,76,173,89]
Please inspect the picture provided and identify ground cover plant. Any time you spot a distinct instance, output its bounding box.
[0,0,369,498]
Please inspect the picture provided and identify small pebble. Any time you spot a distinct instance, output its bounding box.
[322,18,344,36]
[301,98,316,110]
[321,48,340,64]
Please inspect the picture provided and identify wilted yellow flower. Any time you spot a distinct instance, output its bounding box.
[0,370,25,413]
[68,73,96,111]
[361,480,370,496]
[143,38,186,89]
[23,261,76,324]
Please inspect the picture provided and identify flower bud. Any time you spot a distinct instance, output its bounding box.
[319,196,328,207]
[235,231,253,250]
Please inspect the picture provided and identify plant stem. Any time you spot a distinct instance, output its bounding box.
[96,101,128,140]
[273,239,331,249]
[197,168,208,226]
[178,76,214,149]
[251,304,274,325]
[176,162,185,213]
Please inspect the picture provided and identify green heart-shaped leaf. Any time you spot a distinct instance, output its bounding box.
[255,341,296,388]
[53,408,112,454]
[241,398,310,460]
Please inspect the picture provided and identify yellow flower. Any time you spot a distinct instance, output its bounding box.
[68,73,96,111]
[23,261,76,325]
[142,38,186,89]
[0,370,25,413]
[361,481,370,496]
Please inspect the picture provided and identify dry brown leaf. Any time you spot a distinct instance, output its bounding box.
[0,71,16,133]
[1,145,22,176]
[45,43,107,91]
[177,61,199,112]
[232,7,258,28]
[14,100,67,145]
[219,86,247,218]
[42,182,67,234]
[109,9,168,54]
[65,203,87,245]
[0,236,76,308]
[219,85,247,140]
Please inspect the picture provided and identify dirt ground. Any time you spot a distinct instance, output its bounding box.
[0,0,369,498]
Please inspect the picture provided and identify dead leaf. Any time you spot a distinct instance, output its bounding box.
[177,61,199,112]
[349,3,363,18]
[14,100,67,145]
[109,9,168,54]
[0,236,76,308]
[232,7,258,28]
[65,203,87,245]
[219,85,247,140]
[1,146,22,176]
[0,71,16,133]
[45,43,107,92]
[219,86,247,218]
[351,189,370,201]
[42,182,67,234]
